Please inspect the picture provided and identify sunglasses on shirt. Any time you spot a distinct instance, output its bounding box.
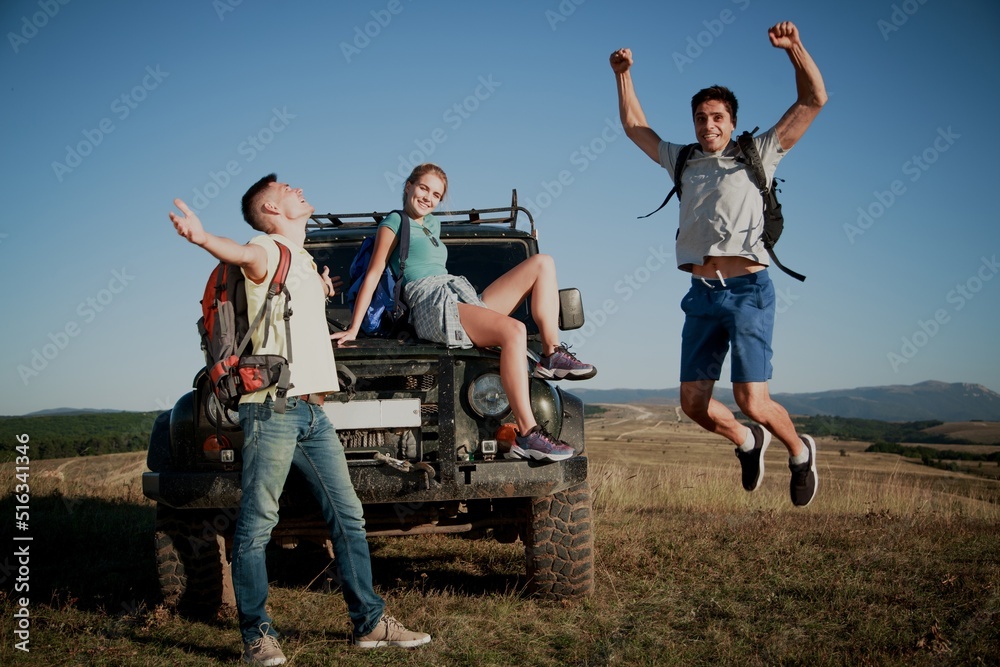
[418,224,439,247]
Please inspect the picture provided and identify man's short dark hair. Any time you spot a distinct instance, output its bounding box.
[691,85,739,127]
[241,173,277,230]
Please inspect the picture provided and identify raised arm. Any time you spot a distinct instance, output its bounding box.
[330,224,398,346]
[169,198,268,282]
[770,22,827,151]
[610,48,664,164]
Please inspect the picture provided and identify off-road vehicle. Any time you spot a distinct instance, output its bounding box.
[142,192,594,613]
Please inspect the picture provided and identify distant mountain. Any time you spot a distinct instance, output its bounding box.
[22,408,128,417]
[15,382,1000,422]
[772,381,1000,421]
[572,381,1000,422]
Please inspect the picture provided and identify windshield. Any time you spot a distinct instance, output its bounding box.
[310,235,535,334]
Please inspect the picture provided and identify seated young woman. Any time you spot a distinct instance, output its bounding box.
[331,163,596,462]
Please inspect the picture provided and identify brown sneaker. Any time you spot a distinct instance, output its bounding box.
[352,614,431,648]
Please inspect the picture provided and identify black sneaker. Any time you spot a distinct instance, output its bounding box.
[789,435,818,507]
[735,424,771,491]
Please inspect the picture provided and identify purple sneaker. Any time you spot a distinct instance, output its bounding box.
[532,345,597,380]
[510,425,576,462]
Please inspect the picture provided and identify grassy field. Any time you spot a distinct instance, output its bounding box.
[2,404,998,665]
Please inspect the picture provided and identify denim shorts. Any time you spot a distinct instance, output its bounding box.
[404,274,486,348]
[679,269,775,383]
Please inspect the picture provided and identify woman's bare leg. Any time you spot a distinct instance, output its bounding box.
[479,254,560,354]
[456,302,536,433]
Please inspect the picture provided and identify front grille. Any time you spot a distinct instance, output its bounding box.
[406,374,437,391]
[333,358,443,460]
[340,430,392,449]
[357,372,438,394]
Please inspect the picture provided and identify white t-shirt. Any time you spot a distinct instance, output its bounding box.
[241,234,339,403]
[658,126,787,272]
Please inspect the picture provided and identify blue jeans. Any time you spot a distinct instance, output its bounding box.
[234,396,385,643]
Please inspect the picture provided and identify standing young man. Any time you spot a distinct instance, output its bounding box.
[610,22,827,507]
[170,174,430,665]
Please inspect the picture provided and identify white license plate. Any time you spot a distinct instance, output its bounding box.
[323,398,421,430]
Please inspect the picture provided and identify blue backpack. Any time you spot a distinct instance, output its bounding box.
[346,210,412,336]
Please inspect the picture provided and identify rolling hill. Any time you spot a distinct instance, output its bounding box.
[571,380,1000,422]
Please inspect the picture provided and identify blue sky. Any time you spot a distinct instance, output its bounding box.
[2,0,999,416]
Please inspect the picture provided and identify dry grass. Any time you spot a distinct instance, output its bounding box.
[585,405,1000,519]
[1,405,998,665]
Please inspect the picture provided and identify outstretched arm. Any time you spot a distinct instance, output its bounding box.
[169,198,268,282]
[770,22,827,151]
[330,225,397,346]
[610,48,664,164]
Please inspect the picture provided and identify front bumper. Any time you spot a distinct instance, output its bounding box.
[142,454,588,510]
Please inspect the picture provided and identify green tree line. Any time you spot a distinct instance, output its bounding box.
[789,415,986,445]
[865,441,1000,471]
[0,411,162,461]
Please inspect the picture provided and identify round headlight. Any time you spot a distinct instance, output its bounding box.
[204,390,241,430]
[468,373,510,418]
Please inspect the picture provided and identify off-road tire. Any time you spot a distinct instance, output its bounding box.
[155,504,234,616]
[522,481,594,600]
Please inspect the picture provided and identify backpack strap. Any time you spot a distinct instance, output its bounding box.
[735,128,772,202]
[391,210,411,320]
[736,128,806,282]
[268,242,294,412]
[235,240,295,412]
[638,143,697,219]
[235,241,293,356]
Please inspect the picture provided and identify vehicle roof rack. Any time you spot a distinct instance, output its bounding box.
[308,189,535,236]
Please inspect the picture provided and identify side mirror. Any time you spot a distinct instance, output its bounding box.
[558,288,585,331]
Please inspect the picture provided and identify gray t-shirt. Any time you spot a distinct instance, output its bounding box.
[658,127,787,272]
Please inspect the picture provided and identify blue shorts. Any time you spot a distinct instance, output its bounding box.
[679,270,775,383]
